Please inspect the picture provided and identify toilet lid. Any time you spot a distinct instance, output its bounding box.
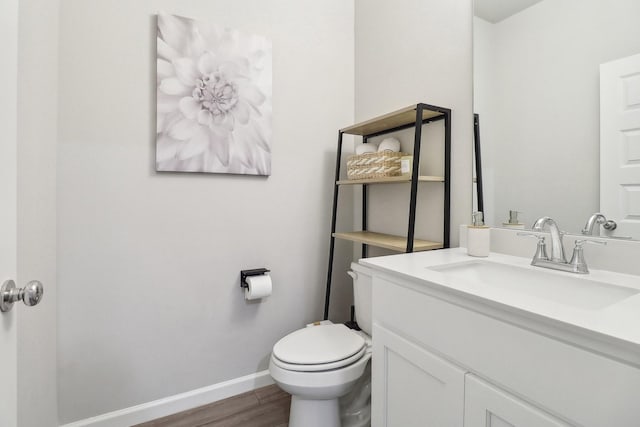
[273,324,365,365]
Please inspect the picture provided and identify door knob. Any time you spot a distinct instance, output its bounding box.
[1,279,44,312]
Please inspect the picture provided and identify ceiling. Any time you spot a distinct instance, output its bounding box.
[474,0,544,23]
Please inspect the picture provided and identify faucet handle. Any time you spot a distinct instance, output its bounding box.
[574,238,608,247]
[517,232,548,261]
[569,239,606,274]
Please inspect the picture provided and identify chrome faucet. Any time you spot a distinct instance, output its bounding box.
[519,217,606,274]
[582,213,617,235]
[532,216,566,263]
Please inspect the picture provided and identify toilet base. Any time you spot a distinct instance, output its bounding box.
[289,395,340,427]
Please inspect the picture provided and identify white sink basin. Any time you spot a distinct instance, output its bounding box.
[428,260,640,310]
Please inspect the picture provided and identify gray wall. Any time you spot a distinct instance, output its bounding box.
[355,0,474,250]
[57,0,355,422]
[17,0,474,423]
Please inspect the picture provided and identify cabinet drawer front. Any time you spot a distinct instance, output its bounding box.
[372,324,465,427]
[372,276,640,426]
[464,374,571,427]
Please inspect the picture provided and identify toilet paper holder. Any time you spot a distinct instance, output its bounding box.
[240,268,270,289]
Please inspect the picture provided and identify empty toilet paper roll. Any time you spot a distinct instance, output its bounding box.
[245,275,272,300]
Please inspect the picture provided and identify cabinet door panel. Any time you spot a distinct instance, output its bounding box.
[372,324,465,427]
[464,374,572,427]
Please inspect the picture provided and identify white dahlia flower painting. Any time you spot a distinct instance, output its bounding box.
[156,13,272,175]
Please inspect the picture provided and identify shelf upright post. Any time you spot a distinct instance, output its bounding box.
[473,113,484,215]
[444,110,452,248]
[324,130,344,320]
[406,104,424,252]
[362,184,368,258]
[362,136,369,259]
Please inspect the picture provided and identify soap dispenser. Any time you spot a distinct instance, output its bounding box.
[502,210,525,229]
[468,211,490,257]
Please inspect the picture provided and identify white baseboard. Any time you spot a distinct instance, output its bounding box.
[59,370,274,427]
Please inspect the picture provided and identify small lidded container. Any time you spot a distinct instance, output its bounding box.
[467,211,490,257]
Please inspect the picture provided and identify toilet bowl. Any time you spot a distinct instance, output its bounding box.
[269,263,373,427]
[269,324,371,427]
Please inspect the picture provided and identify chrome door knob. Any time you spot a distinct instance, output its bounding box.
[1,279,44,312]
[22,280,44,306]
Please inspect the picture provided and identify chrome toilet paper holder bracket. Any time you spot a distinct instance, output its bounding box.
[240,268,270,289]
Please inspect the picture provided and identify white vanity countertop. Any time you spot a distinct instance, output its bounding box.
[360,248,640,361]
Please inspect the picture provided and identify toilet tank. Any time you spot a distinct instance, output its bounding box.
[348,262,372,335]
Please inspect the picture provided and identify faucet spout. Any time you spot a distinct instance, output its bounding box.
[532,216,566,263]
[582,213,606,235]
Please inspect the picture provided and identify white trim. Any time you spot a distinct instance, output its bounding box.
[59,371,274,427]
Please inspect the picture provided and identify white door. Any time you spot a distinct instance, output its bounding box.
[0,0,19,425]
[372,324,465,427]
[600,53,640,238]
[464,374,571,427]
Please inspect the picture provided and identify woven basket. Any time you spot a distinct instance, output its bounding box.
[346,151,409,180]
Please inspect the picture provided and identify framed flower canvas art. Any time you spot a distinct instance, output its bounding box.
[156,13,272,175]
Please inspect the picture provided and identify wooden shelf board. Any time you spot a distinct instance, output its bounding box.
[341,104,446,136]
[333,231,443,252]
[337,175,444,185]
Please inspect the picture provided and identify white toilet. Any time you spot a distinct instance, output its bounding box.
[269,263,372,427]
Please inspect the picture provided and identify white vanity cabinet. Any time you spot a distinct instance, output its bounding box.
[369,273,640,427]
[464,374,570,427]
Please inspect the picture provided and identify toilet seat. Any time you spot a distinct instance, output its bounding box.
[272,346,366,372]
[272,324,365,372]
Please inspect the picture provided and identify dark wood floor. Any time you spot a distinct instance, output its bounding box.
[134,385,290,427]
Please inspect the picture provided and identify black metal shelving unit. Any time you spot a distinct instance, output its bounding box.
[323,103,452,319]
